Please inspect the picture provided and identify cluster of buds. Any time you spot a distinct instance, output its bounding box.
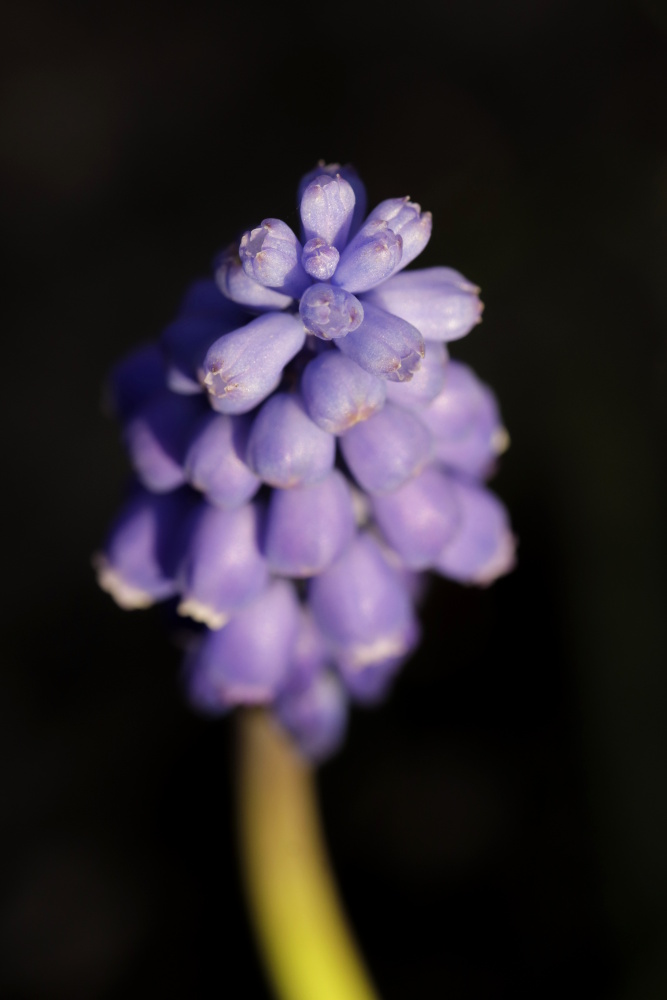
[95,163,515,761]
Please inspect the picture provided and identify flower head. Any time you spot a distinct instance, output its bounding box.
[96,163,515,761]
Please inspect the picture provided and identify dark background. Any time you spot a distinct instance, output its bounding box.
[2,1,667,997]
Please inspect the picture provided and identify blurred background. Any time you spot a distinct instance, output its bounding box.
[2,0,667,996]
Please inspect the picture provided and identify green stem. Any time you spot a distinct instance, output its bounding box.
[236,709,380,1000]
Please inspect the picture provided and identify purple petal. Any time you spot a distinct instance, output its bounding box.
[385,340,448,409]
[301,238,340,281]
[335,301,424,382]
[184,411,260,509]
[419,360,508,479]
[123,390,206,493]
[308,534,419,694]
[275,670,348,762]
[239,218,310,298]
[94,486,195,609]
[362,267,483,342]
[301,350,387,434]
[177,501,268,629]
[185,580,301,709]
[263,470,355,577]
[299,283,364,340]
[340,401,432,495]
[435,479,516,585]
[371,466,461,569]
[214,248,293,312]
[201,312,306,415]
[245,392,335,488]
[300,174,356,250]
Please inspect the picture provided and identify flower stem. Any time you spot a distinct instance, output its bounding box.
[236,709,380,1000]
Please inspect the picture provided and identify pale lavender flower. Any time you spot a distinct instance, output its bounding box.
[95,162,515,761]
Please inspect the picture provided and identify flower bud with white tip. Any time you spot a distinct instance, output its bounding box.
[185,579,301,709]
[94,486,195,609]
[177,501,269,629]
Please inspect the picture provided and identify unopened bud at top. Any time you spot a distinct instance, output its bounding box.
[365,197,432,272]
[214,247,293,312]
[300,174,356,250]
[301,238,340,281]
[239,219,310,298]
[297,162,367,236]
[333,220,403,294]
[299,283,364,340]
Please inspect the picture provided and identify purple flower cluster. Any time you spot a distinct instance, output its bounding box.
[95,163,515,761]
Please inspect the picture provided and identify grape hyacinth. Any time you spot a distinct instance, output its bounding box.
[96,163,515,762]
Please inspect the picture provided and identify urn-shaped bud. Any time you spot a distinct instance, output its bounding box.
[299,283,364,340]
[239,219,310,298]
[202,313,305,414]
